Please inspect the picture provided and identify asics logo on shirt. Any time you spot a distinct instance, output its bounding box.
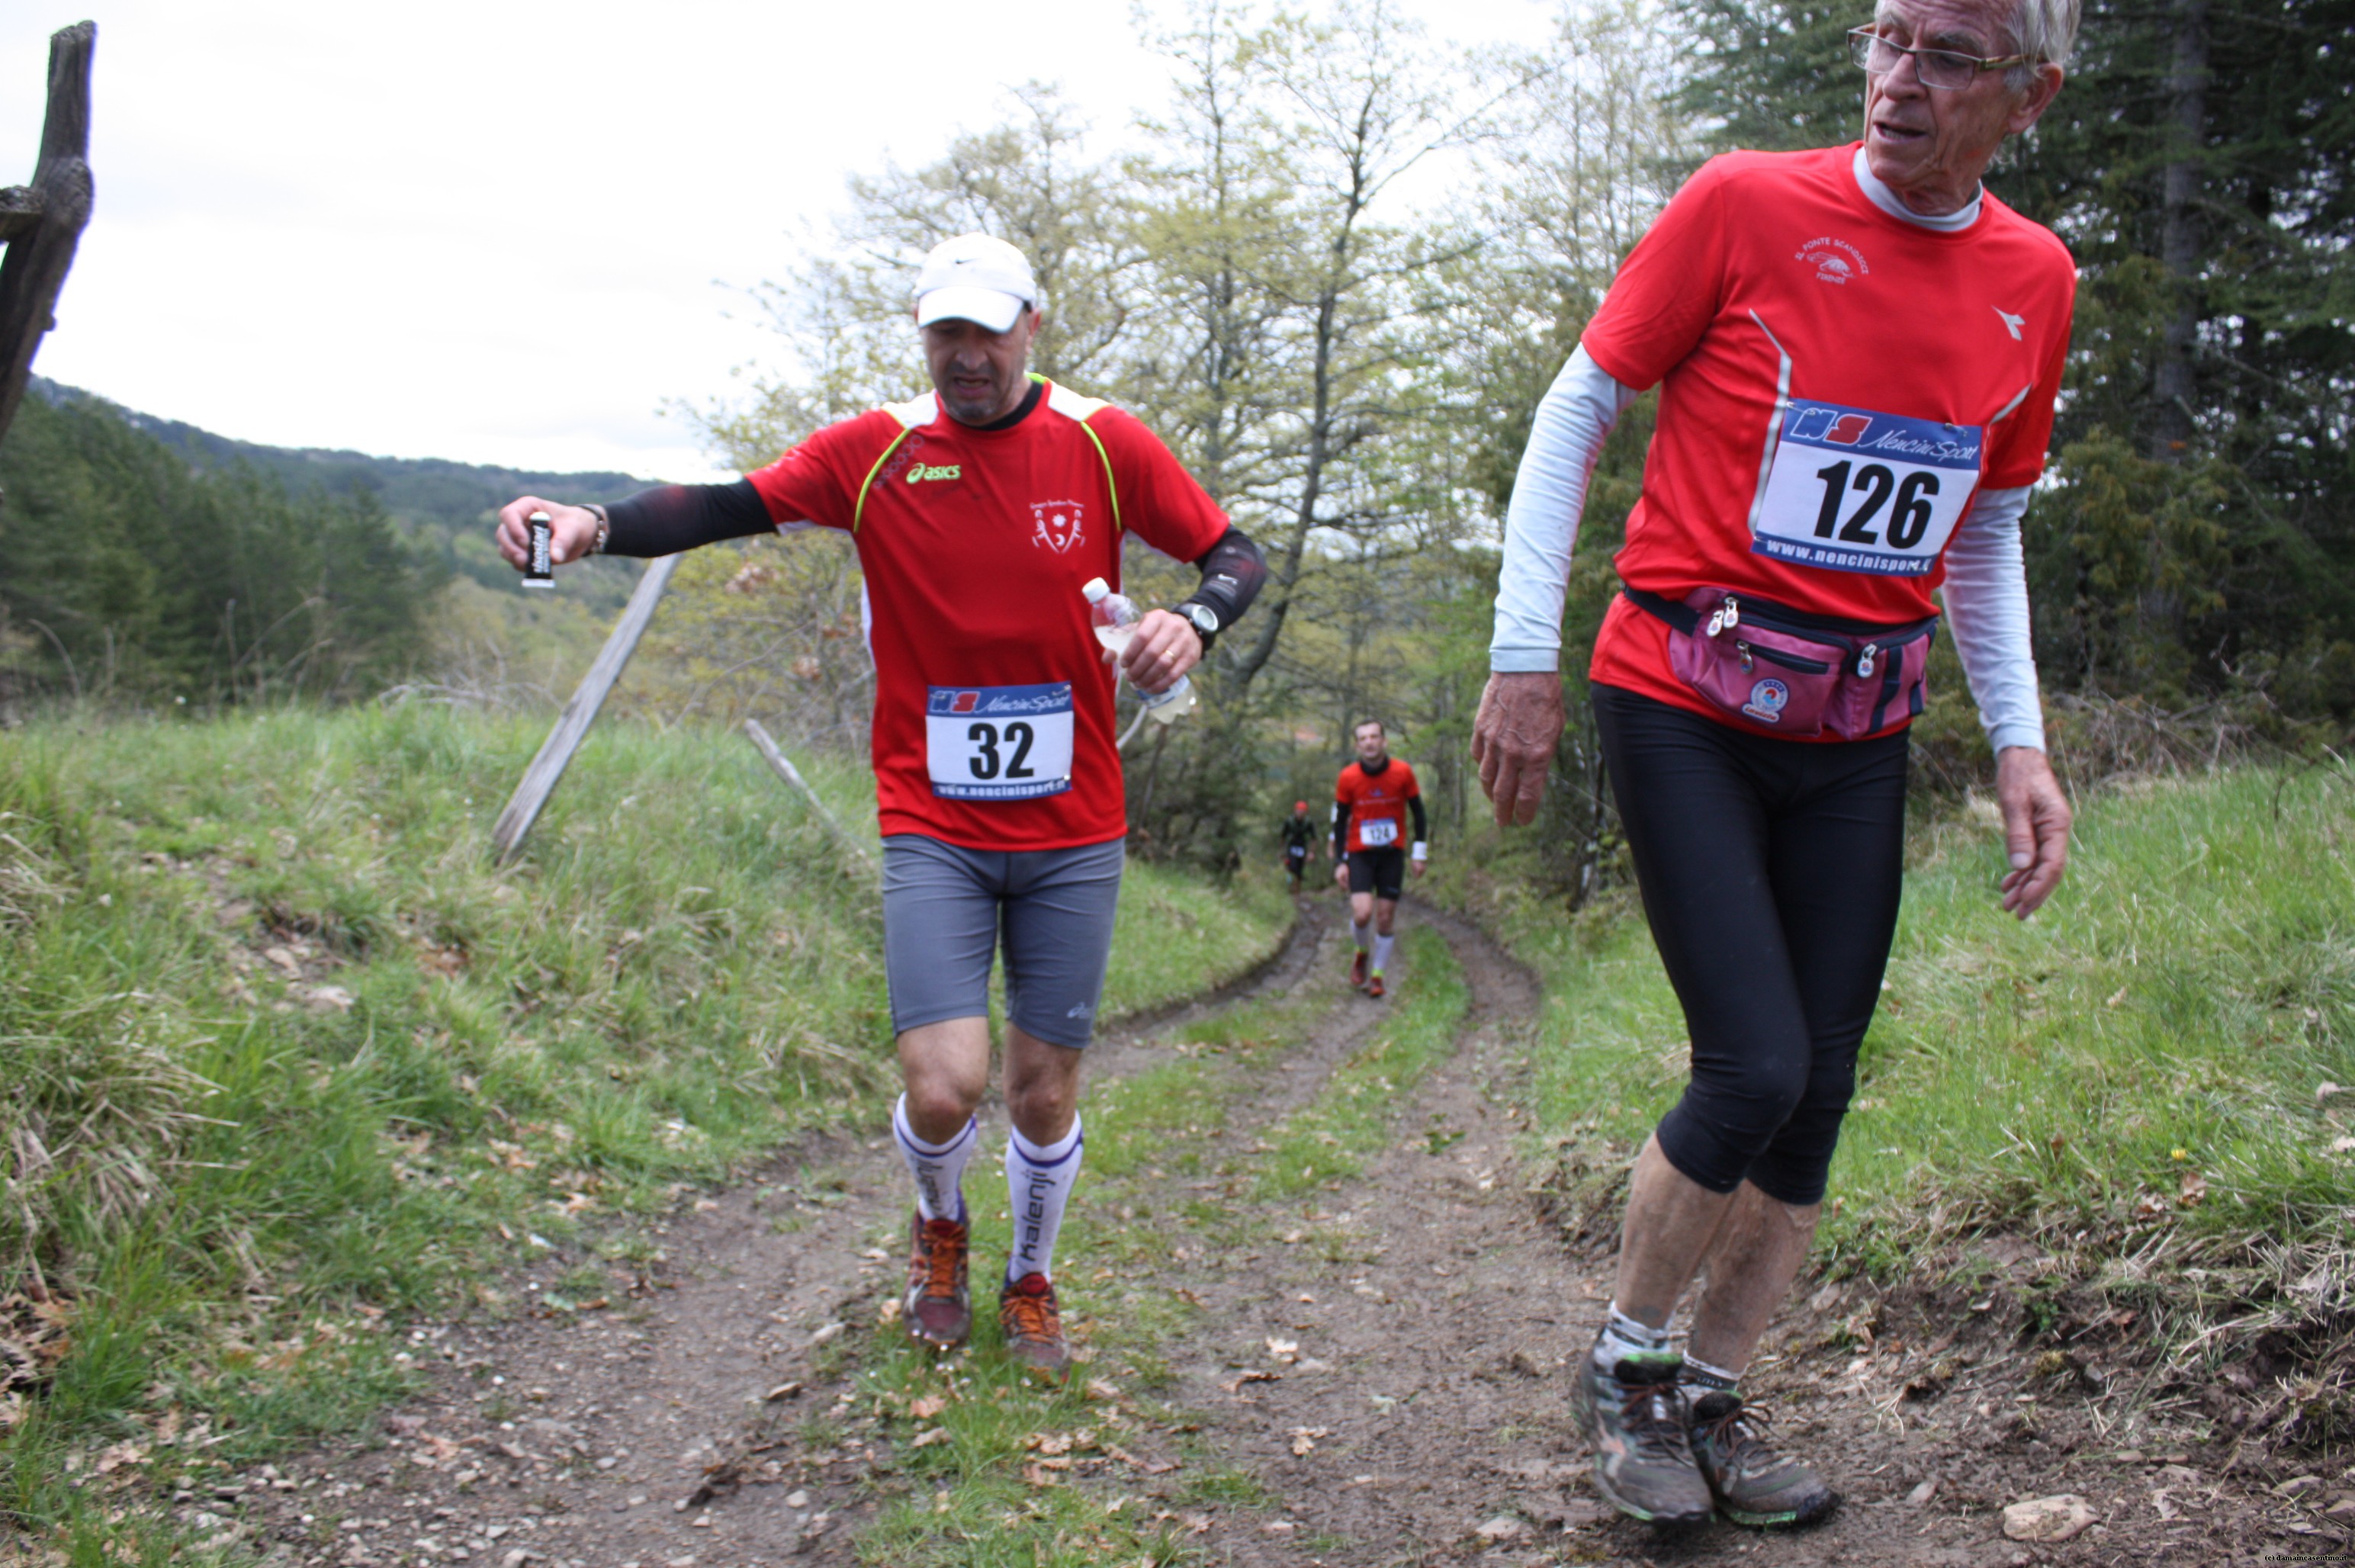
[906,463,962,484]
[1994,307,2026,341]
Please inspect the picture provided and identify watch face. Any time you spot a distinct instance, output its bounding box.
[1190,606,1219,633]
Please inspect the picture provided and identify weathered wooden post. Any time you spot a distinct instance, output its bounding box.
[0,21,96,455]
[489,555,679,863]
[742,718,874,875]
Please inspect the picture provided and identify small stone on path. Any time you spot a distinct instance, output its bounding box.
[2002,1493,2097,1542]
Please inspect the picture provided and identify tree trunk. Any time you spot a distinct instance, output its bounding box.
[2151,0,2207,463]
[0,23,95,450]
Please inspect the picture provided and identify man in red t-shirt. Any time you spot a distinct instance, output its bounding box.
[1472,0,2076,1530]
[1329,720,1427,999]
[496,233,1264,1378]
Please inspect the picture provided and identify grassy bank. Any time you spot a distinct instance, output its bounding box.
[1509,765,2353,1297]
[0,705,1292,1561]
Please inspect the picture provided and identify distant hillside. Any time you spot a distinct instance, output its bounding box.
[26,378,653,612]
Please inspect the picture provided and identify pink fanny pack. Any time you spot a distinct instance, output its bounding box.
[1624,586,1936,740]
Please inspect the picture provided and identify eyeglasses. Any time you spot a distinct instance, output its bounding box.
[1846,26,2035,90]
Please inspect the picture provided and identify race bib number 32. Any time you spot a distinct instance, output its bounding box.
[925,684,1075,801]
[1751,400,1983,577]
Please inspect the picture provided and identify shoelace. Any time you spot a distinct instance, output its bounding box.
[1617,1381,1696,1462]
[1691,1398,1778,1470]
[917,1224,964,1299]
[1002,1288,1061,1342]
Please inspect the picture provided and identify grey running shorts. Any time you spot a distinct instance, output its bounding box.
[879,834,1126,1049]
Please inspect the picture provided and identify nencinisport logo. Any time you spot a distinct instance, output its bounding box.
[905,463,962,484]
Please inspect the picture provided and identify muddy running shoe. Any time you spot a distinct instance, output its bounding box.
[1348,949,1369,989]
[903,1210,971,1350]
[1688,1391,1839,1528]
[998,1272,1072,1380]
[1573,1348,1713,1526]
[1367,972,1386,999]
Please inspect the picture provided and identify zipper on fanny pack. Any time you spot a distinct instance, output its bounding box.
[1737,640,1832,675]
[1706,595,1740,638]
[1857,642,1878,677]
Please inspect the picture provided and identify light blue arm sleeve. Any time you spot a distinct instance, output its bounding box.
[1939,485,2045,753]
[1489,346,1643,673]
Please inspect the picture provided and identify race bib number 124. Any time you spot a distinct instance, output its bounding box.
[925,684,1075,801]
[1751,400,1983,577]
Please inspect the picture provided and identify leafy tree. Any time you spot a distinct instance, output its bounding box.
[0,391,442,706]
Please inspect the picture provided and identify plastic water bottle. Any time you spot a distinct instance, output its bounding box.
[1082,577,1197,724]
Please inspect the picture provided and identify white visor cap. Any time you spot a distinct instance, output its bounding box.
[913,233,1038,333]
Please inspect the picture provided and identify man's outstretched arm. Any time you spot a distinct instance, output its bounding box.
[494,481,777,568]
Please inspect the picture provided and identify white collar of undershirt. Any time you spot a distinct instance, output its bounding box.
[1852,146,1982,232]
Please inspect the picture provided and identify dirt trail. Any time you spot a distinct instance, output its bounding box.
[236,901,2338,1568]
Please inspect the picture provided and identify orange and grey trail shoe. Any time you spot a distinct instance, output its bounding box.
[1572,1347,1713,1526]
[1367,972,1386,999]
[1348,949,1369,989]
[1688,1391,1839,1528]
[904,1210,971,1351]
[998,1272,1072,1380]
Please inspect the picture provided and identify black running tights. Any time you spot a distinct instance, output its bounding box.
[1590,683,1910,1207]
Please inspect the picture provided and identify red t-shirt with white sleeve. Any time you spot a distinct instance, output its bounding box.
[746,378,1231,850]
[1581,144,2076,737]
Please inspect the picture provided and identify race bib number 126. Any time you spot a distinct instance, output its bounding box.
[1751,400,1983,577]
[926,684,1075,801]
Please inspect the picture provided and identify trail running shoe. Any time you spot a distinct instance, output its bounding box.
[1573,1347,1714,1526]
[1688,1390,1839,1528]
[1367,973,1386,998]
[998,1273,1072,1380]
[1349,950,1369,989]
[903,1210,971,1351]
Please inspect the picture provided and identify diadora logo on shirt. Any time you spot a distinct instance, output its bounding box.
[1030,499,1085,554]
[905,463,962,484]
[1994,307,2026,341]
[1794,236,1871,286]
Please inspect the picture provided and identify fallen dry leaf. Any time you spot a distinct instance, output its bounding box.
[908,1395,947,1420]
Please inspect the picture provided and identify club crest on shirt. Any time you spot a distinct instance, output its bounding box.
[1030,500,1085,554]
[1743,678,1791,723]
[1794,236,1870,286]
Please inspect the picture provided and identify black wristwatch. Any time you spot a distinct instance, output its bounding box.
[1179,601,1220,652]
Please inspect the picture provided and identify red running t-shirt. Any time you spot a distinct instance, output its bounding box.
[746,378,1230,850]
[1582,144,2076,737]
[1335,760,1420,855]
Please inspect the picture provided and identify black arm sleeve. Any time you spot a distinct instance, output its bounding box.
[1332,801,1350,858]
[1410,795,1429,844]
[1178,526,1267,629]
[599,480,775,558]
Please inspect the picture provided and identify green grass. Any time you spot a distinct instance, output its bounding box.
[1251,927,1469,1200]
[0,705,1290,1562]
[1518,765,2355,1286]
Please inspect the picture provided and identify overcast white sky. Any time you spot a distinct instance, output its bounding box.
[0,1,1554,482]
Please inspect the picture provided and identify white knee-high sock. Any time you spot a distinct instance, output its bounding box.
[1351,919,1370,950]
[1004,1114,1084,1284]
[1371,930,1396,975]
[893,1095,977,1223]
